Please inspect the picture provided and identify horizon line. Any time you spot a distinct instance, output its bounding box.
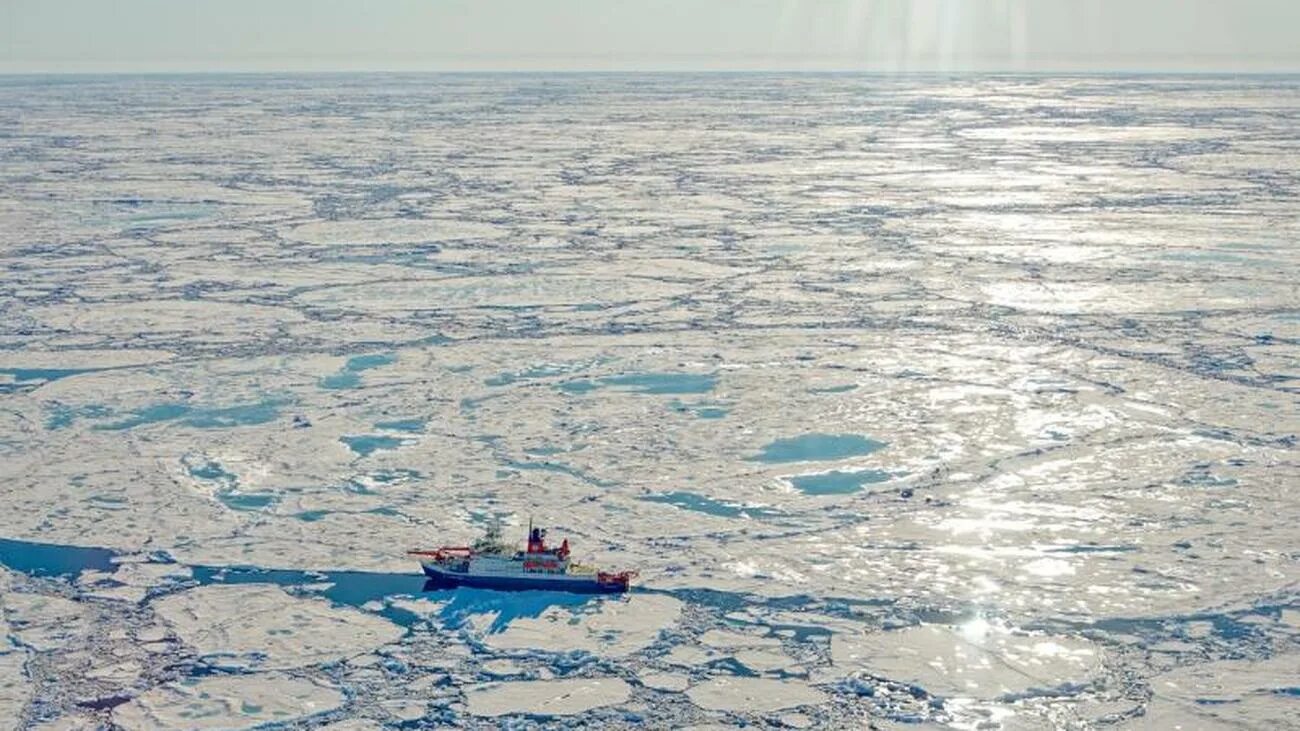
[4,68,1300,77]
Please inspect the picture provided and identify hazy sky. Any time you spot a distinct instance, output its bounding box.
[3,0,1298,73]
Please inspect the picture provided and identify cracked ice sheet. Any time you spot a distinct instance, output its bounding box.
[686,677,827,713]
[0,651,27,731]
[1,74,1298,727]
[830,623,1104,700]
[112,674,344,730]
[0,327,1294,615]
[153,584,403,669]
[465,677,632,717]
[0,572,29,730]
[1133,654,1300,729]
[1,593,93,653]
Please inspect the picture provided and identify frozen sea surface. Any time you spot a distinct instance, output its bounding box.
[0,73,1297,729]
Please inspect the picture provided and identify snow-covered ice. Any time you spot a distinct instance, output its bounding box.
[112,674,344,730]
[153,584,404,669]
[464,677,632,717]
[0,73,1297,728]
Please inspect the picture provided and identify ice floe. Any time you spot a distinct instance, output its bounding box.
[685,676,827,712]
[832,623,1104,700]
[638,671,691,692]
[113,674,344,730]
[476,594,682,657]
[464,677,632,717]
[152,584,403,669]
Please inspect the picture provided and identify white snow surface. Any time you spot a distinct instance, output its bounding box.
[0,73,1296,729]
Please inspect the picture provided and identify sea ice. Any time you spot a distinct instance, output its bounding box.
[1137,654,1300,729]
[1,593,92,652]
[637,671,691,692]
[1,73,1297,728]
[464,677,632,717]
[477,593,682,657]
[685,676,827,712]
[832,623,1104,699]
[152,584,403,669]
[112,674,344,730]
[0,650,28,731]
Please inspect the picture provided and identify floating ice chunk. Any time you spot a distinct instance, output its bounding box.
[478,594,681,657]
[699,628,782,648]
[387,596,447,617]
[832,623,1103,699]
[663,645,717,668]
[152,584,403,669]
[113,674,344,730]
[481,659,525,677]
[685,677,827,712]
[735,648,803,675]
[78,560,190,604]
[638,671,690,692]
[381,699,428,721]
[465,677,632,717]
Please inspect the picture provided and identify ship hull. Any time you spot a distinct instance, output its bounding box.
[420,563,628,594]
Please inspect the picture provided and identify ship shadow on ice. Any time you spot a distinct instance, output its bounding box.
[421,579,598,634]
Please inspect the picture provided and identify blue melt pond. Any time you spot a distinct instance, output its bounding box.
[189,461,235,482]
[45,403,112,430]
[643,491,781,519]
[93,400,286,431]
[0,367,99,383]
[321,353,397,390]
[751,433,885,463]
[95,403,191,430]
[341,435,405,457]
[562,372,717,395]
[217,492,278,511]
[669,400,729,419]
[789,470,891,495]
[375,419,425,433]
